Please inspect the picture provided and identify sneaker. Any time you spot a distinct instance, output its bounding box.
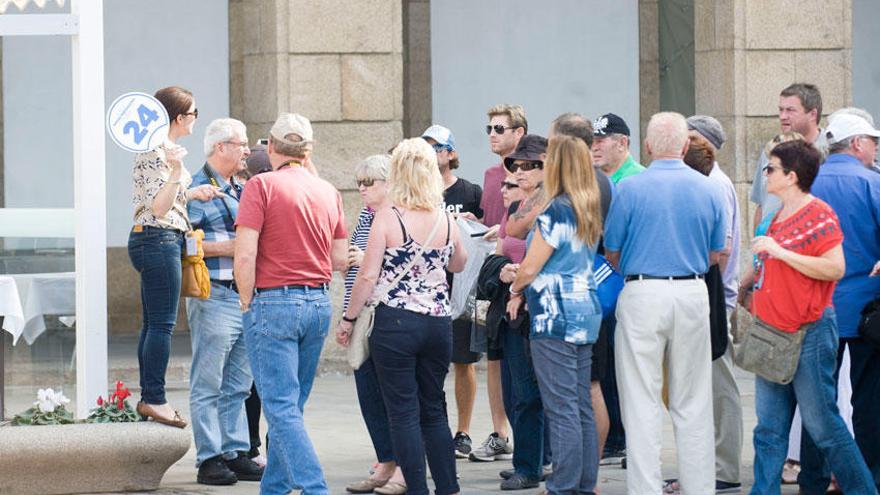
[453,432,473,459]
[500,473,540,490]
[716,480,742,493]
[500,466,551,481]
[468,432,513,462]
[599,448,626,466]
[225,451,264,481]
[197,455,238,486]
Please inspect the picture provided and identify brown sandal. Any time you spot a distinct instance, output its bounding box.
[136,401,188,428]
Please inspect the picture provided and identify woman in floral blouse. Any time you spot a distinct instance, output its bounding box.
[128,86,219,428]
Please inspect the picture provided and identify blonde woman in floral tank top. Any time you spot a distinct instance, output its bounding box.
[127,86,220,428]
[338,138,468,495]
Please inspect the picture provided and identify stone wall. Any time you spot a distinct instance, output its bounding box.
[229,0,406,368]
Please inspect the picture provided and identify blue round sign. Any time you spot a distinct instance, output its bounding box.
[106,92,169,153]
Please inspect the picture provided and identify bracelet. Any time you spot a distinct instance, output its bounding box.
[341,314,357,323]
[509,286,522,296]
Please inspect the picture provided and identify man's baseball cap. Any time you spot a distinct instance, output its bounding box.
[593,113,630,137]
[686,115,726,150]
[825,114,880,145]
[270,112,313,145]
[246,143,271,176]
[421,124,456,151]
[503,134,548,170]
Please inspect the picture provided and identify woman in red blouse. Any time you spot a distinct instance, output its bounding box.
[739,140,876,494]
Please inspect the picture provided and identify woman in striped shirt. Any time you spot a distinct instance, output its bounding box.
[342,154,407,495]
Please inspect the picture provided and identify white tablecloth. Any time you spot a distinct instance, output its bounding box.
[0,272,75,345]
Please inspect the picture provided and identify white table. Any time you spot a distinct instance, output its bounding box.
[0,272,76,345]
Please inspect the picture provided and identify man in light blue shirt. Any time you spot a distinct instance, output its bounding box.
[604,112,727,495]
[800,113,880,494]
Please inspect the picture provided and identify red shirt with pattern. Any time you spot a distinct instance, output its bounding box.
[752,198,843,332]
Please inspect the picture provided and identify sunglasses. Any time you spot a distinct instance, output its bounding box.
[762,165,787,175]
[507,161,543,172]
[501,182,519,190]
[486,124,519,135]
[431,143,451,153]
[356,177,380,188]
[184,108,199,118]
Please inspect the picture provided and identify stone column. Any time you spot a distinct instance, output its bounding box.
[230,0,405,370]
[694,0,852,239]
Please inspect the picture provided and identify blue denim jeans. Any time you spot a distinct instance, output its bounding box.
[354,356,395,463]
[503,327,544,480]
[750,308,877,495]
[369,305,459,495]
[243,286,331,495]
[531,338,598,495]
[187,283,252,466]
[798,336,880,494]
[127,226,184,405]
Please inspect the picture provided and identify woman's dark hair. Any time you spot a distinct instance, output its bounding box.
[684,135,715,176]
[769,139,821,192]
[154,86,194,124]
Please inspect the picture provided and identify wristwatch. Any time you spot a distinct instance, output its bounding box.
[342,314,357,323]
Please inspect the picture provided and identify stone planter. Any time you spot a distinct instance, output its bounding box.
[0,422,190,494]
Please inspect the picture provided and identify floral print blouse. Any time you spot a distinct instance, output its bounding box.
[131,146,192,232]
[374,208,454,317]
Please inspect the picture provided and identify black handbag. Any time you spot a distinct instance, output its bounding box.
[858,296,880,349]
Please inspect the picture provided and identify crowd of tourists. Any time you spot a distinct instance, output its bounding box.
[127,83,880,495]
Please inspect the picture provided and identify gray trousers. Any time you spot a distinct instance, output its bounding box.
[713,308,743,483]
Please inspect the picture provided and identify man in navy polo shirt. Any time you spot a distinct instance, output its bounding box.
[801,113,880,494]
[604,112,727,495]
[187,118,263,485]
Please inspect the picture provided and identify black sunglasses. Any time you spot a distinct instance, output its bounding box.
[762,165,787,175]
[183,108,199,118]
[356,177,379,187]
[486,124,519,135]
[506,161,543,172]
[501,182,519,190]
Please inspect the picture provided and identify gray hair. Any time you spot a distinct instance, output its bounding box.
[646,112,688,156]
[828,107,875,127]
[355,154,391,180]
[550,113,594,147]
[827,137,856,155]
[203,118,247,157]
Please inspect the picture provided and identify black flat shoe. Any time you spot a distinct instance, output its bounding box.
[226,451,264,481]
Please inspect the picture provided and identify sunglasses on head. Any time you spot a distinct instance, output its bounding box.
[486,124,519,135]
[501,182,519,190]
[356,177,378,187]
[506,161,543,173]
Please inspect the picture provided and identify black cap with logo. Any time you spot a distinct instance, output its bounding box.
[593,113,630,137]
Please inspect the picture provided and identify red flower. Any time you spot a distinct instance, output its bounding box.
[96,396,103,406]
[116,398,124,410]
[114,381,132,401]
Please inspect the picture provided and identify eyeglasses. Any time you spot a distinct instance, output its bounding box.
[184,108,199,118]
[223,140,249,148]
[762,165,786,175]
[356,178,381,188]
[859,135,880,146]
[486,124,519,135]
[507,161,543,172]
[501,182,519,190]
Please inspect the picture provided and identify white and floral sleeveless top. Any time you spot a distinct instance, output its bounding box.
[374,208,454,317]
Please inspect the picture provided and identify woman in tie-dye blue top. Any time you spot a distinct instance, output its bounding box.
[506,135,604,494]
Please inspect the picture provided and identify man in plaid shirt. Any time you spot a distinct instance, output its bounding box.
[186,118,264,486]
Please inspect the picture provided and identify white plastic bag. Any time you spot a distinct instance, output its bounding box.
[450,218,496,319]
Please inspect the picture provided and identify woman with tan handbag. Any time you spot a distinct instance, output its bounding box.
[127,86,219,428]
[739,139,876,494]
[338,138,468,495]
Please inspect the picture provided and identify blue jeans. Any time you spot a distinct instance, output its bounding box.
[531,338,598,495]
[598,314,625,453]
[243,286,331,495]
[127,226,184,405]
[799,336,880,494]
[503,327,544,479]
[750,308,877,495]
[369,305,459,495]
[187,283,252,466]
[354,356,395,463]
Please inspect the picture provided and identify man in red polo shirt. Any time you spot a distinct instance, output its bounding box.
[234,112,348,495]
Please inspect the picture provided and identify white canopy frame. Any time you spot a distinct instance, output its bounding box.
[0,0,107,418]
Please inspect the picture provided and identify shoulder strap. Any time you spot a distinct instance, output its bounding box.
[391,206,409,240]
[371,210,445,305]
